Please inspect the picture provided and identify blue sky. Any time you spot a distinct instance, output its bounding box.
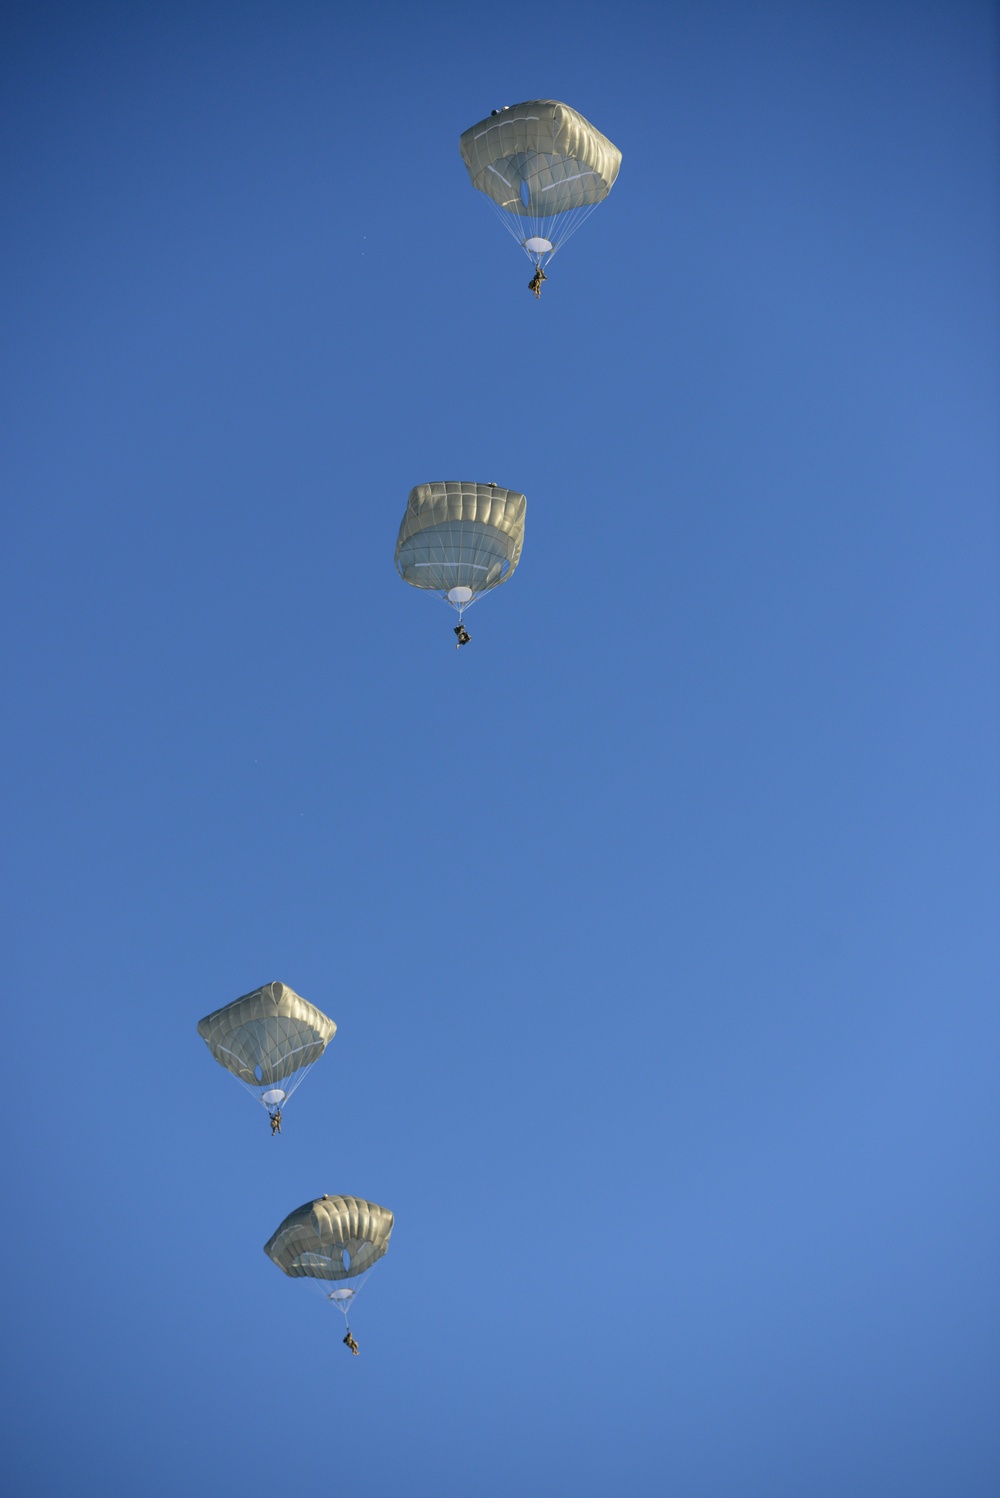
[1,3,998,1494]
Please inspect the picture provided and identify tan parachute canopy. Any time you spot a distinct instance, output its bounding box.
[394,482,525,618]
[264,1195,394,1281]
[459,100,621,277]
[197,981,336,1105]
[460,100,621,215]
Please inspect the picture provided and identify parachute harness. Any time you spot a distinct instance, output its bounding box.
[447,585,478,646]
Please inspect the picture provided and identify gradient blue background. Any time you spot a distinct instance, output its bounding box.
[1,3,998,1494]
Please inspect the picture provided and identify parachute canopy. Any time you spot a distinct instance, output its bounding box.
[197,981,336,1112]
[395,482,525,615]
[460,100,621,270]
[264,1195,394,1282]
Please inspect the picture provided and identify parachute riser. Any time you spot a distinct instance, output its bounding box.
[305,1267,378,1352]
[482,192,603,280]
[229,1056,319,1124]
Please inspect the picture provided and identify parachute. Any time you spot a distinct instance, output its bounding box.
[460,100,621,289]
[264,1195,394,1349]
[395,481,525,634]
[197,981,336,1126]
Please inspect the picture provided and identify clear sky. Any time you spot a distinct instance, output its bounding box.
[1,3,998,1494]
